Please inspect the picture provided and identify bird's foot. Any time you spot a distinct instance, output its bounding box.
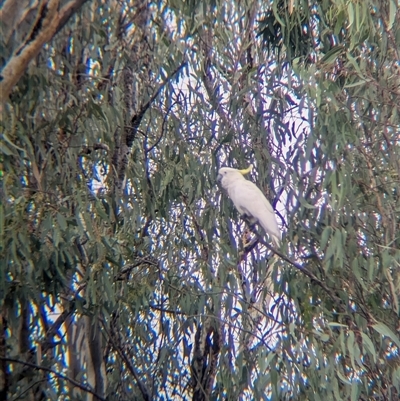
[242,229,252,248]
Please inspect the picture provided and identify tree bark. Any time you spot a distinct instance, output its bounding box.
[0,0,91,110]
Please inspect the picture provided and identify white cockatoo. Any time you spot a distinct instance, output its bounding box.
[217,165,281,247]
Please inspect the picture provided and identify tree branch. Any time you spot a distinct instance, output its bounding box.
[0,0,26,44]
[0,357,106,401]
[114,60,187,191]
[0,0,90,109]
[100,319,151,401]
[128,61,187,148]
[0,312,8,400]
[255,234,345,311]
[191,317,221,401]
[55,0,90,35]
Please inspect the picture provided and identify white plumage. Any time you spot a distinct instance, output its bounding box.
[217,166,281,247]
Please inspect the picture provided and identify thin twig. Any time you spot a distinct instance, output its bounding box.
[146,96,181,154]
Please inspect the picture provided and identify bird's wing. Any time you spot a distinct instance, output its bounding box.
[231,180,281,245]
[230,180,274,214]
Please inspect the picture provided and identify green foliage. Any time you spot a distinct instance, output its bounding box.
[1,0,399,400]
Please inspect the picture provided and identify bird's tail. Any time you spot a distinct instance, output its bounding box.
[271,234,280,248]
[258,219,281,248]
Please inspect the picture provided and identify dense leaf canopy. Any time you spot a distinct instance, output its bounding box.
[1,0,399,400]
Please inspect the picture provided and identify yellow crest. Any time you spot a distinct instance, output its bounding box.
[238,165,252,175]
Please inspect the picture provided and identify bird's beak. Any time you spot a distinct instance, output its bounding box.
[217,174,222,182]
[238,165,252,175]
